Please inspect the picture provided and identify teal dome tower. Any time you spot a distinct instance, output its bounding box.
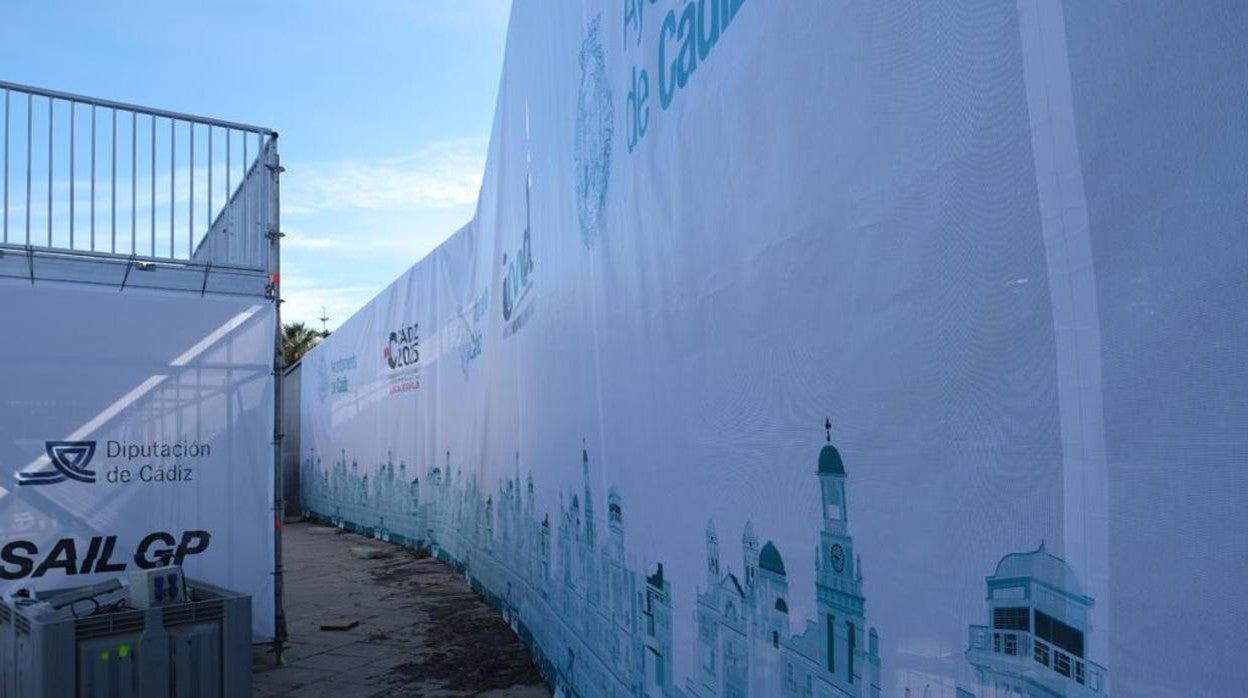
[813,418,880,695]
[688,419,881,698]
[819,418,847,523]
[819,418,846,476]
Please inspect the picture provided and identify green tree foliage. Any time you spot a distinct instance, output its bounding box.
[283,322,323,366]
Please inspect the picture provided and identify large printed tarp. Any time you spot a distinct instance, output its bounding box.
[300,2,1248,696]
[0,279,276,640]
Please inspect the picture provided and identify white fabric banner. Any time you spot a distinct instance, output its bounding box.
[1,280,276,640]
[301,2,1247,696]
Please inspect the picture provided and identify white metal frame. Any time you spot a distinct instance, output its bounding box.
[0,78,288,653]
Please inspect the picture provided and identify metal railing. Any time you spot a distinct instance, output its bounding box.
[968,625,1107,693]
[0,79,275,268]
[0,78,287,656]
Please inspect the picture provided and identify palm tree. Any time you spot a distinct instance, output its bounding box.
[283,322,322,366]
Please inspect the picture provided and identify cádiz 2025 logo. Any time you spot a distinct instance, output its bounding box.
[574,14,614,248]
[17,441,98,486]
[384,324,420,370]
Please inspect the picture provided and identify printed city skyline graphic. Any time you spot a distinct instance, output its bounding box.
[961,544,1107,697]
[302,424,1106,697]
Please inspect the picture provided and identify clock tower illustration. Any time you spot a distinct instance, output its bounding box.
[815,418,878,694]
[688,419,881,697]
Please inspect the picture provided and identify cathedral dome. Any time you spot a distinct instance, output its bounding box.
[759,541,786,576]
[818,444,845,475]
[993,543,1084,595]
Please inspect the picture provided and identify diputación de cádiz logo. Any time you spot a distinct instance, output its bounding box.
[18,441,98,486]
[574,14,614,248]
[16,439,210,486]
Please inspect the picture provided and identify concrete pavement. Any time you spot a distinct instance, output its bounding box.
[252,521,551,697]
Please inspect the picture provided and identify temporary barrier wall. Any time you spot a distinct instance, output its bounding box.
[300,2,1247,696]
[281,362,303,518]
[0,81,282,642]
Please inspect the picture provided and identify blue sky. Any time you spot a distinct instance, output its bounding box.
[0,1,511,330]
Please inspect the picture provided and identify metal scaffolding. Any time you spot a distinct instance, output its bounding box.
[0,78,287,654]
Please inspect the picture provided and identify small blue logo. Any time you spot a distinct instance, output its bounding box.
[458,289,488,378]
[574,15,614,247]
[18,441,98,486]
[317,355,331,404]
[459,328,483,378]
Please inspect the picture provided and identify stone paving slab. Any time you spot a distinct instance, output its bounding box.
[253,521,551,697]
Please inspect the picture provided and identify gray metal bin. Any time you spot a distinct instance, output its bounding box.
[1,579,251,698]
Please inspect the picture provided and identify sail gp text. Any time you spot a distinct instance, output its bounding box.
[1,530,211,581]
